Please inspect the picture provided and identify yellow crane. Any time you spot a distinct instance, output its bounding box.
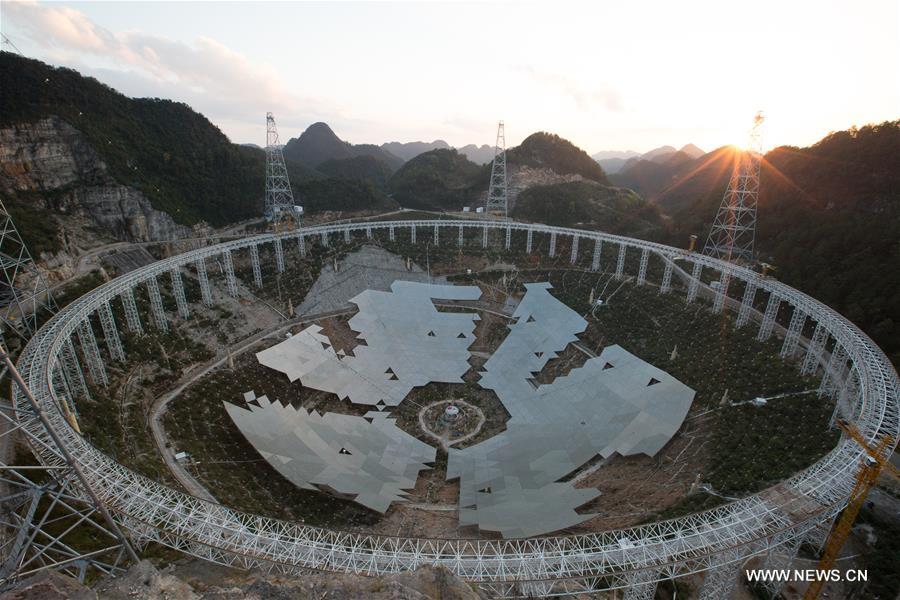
[803,418,899,599]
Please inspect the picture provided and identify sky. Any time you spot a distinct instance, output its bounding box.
[2,0,898,154]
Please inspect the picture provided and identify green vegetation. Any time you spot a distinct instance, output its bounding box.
[507,131,610,183]
[318,155,395,189]
[513,181,663,237]
[388,148,482,210]
[661,121,900,366]
[1,193,63,256]
[0,52,398,227]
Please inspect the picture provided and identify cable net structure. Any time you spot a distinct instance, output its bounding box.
[264,112,296,221]
[485,121,508,217]
[703,112,764,263]
[5,218,898,598]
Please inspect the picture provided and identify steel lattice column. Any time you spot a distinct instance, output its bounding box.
[343,228,351,244]
[570,236,579,264]
[98,302,125,362]
[457,225,464,246]
[757,293,780,341]
[623,569,658,600]
[145,276,168,332]
[712,271,731,314]
[660,258,674,294]
[410,224,416,244]
[526,229,533,253]
[388,225,395,242]
[121,287,143,334]
[170,268,189,319]
[698,549,742,600]
[780,309,806,359]
[321,231,329,247]
[686,261,703,303]
[433,224,439,246]
[505,226,511,250]
[194,258,213,307]
[77,319,107,387]
[819,345,847,398]
[297,234,307,257]
[615,243,626,280]
[249,245,263,288]
[761,540,800,595]
[736,281,758,327]
[274,238,285,273]
[222,250,238,298]
[365,226,372,239]
[549,232,556,257]
[591,239,602,271]
[801,323,829,375]
[482,226,489,248]
[636,248,649,285]
[61,337,88,400]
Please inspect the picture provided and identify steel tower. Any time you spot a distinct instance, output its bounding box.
[485,121,508,217]
[0,199,57,341]
[264,112,296,221]
[702,112,764,263]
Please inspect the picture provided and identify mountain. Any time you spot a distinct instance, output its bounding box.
[679,143,705,159]
[609,150,698,200]
[595,157,631,174]
[381,140,451,162]
[0,52,390,252]
[456,144,495,165]
[658,121,900,366]
[591,150,640,161]
[507,132,610,184]
[512,181,662,238]
[641,145,677,161]
[387,148,482,210]
[317,155,394,190]
[283,123,403,171]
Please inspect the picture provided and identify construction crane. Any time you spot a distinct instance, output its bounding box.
[803,418,899,599]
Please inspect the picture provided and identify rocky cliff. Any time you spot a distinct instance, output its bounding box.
[0,116,191,245]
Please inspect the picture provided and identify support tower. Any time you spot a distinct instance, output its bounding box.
[264,113,299,222]
[485,120,508,217]
[702,112,764,263]
[0,199,56,341]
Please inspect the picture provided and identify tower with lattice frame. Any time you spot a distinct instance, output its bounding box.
[485,121,508,217]
[264,112,299,222]
[702,112,764,263]
[0,199,57,342]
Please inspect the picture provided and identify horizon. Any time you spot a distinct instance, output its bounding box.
[1,1,898,154]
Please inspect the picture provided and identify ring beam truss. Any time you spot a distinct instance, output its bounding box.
[10,219,899,597]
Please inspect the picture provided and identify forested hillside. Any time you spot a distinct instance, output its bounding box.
[388,149,482,210]
[513,181,663,238]
[0,52,390,227]
[662,122,900,365]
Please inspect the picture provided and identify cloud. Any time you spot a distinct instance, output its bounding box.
[2,1,335,140]
[516,65,625,113]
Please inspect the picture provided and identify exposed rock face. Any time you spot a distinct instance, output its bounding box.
[0,116,190,243]
[507,165,585,209]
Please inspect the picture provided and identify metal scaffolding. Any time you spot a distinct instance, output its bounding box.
[660,259,674,294]
[274,238,285,274]
[636,248,649,285]
[548,232,556,257]
[780,309,806,359]
[249,245,263,288]
[591,240,602,272]
[686,261,703,303]
[222,250,238,298]
[615,243,626,280]
[569,236,579,265]
[97,302,125,362]
[712,271,731,314]
[736,281,758,327]
[485,121,508,217]
[757,293,780,341]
